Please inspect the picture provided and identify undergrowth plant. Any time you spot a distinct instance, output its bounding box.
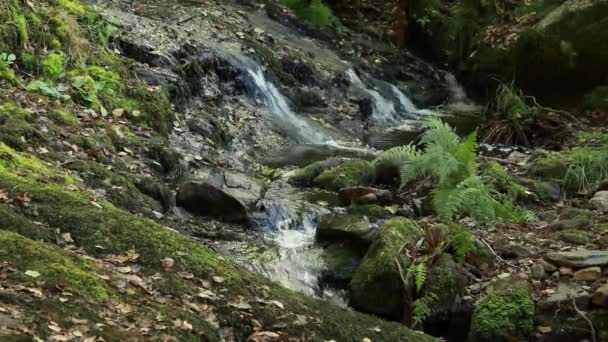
[374,117,536,224]
[564,149,608,194]
[283,0,333,26]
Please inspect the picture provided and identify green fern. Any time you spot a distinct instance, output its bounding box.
[451,224,476,263]
[375,117,536,225]
[415,263,427,293]
[412,294,437,327]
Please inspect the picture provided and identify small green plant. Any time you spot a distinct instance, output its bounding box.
[41,52,66,80]
[374,117,535,224]
[411,293,437,327]
[450,224,476,263]
[283,0,333,26]
[26,80,70,100]
[564,149,608,194]
[0,52,17,83]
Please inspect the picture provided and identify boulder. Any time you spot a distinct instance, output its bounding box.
[349,218,420,319]
[469,278,534,342]
[314,159,375,192]
[590,191,608,212]
[287,158,343,187]
[266,144,376,168]
[320,243,363,289]
[317,213,375,245]
[176,169,262,224]
[556,229,593,245]
[592,282,608,307]
[545,250,608,268]
[338,186,392,205]
[419,254,470,341]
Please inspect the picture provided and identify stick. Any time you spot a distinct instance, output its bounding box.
[480,238,518,269]
[573,297,596,342]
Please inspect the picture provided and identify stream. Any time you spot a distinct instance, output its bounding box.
[103,0,479,306]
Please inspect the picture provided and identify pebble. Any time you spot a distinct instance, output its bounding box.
[559,266,573,276]
[531,263,547,280]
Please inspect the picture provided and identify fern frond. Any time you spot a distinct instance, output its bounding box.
[373,144,421,166]
[415,263,427,293]
[451,225,476,263]
[420,117,460,151]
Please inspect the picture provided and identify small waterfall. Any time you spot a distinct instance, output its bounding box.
[227,53,327,143]
[346,69,418,125]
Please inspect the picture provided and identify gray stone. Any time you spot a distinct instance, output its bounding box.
[338,186,392,205]
[546,250,608,268]
[590,191,608,212]
[541,260,558,273]
[540,281,590,309]
[531,263,547,280]
[176,169,262,224]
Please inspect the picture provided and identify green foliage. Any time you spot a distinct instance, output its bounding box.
[26,80,70,100]
[496,83,529,122]
[564,149,608,194]
[412,294,437,327]
[256,164,285,182]
[481,161,529,201]
[283,0,333,26]
[41,52,66,80]
[0,52,16,83]
[450,224,476,263]
[374,117,534,224]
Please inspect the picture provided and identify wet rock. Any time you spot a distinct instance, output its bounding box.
[590,191,608,212]
[469,278,534,342]
[531,263,547,280]
[545,250,608,268]
[266,144,376,168]
[338,186,392,205]
[314,159,375,192]
[317,213,375,245]
[574,267,601,281]
[320,243,363,289]
[175,170,262,224]
[592,282,608,307]
[349,218,420,319]
[346,204,390,220]
[420,254,471,341]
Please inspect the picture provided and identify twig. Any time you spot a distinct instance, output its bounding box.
[394,242,412,326]
[480,238,518,268]
[572,297,596,342]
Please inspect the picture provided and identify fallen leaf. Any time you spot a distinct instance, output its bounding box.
[25,270,41,278]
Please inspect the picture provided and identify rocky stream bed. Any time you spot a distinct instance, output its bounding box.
[1,0,608,341]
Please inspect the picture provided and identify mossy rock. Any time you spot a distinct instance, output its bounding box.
[469,278,534,342]
[518,178,561,202]
[527,150,569,180]
[287,157,342,187]
[556,229,594,245]
[419,254,470,340]
[559,207,595,221]
[320,242,363,288]
[314,159,375,192]
[347,204,390,220]
[349,218,420,319]
[317,213,374,244]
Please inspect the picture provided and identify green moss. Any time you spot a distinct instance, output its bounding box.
[314,159,375,192]
[57,0,88,17]
[41,52,66,80]
[349,218,420,319]
[556,229,593,245]
[283,0,333,26]
[347,204,389,220]
[317,213,372,243]
[48,109,79,126]
[0,204,54,242]
[0,231,110,301]
[469,278,534,342]
[14,14,28,46]
[528,150,569,179]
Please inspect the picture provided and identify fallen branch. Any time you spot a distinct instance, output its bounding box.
[572,297,596,342]
[480,238,518,269]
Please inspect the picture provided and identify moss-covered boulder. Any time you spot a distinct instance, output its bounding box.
[419,254,470,341]
[469,278,535,342]
[314,159,375,192]
[347,204,390,220]
[317,213,375,244]
[349,218,420,319]
[527,150,569,179]
[287,157,343,187]
[556,229,594,245]
[320,242,363,288]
